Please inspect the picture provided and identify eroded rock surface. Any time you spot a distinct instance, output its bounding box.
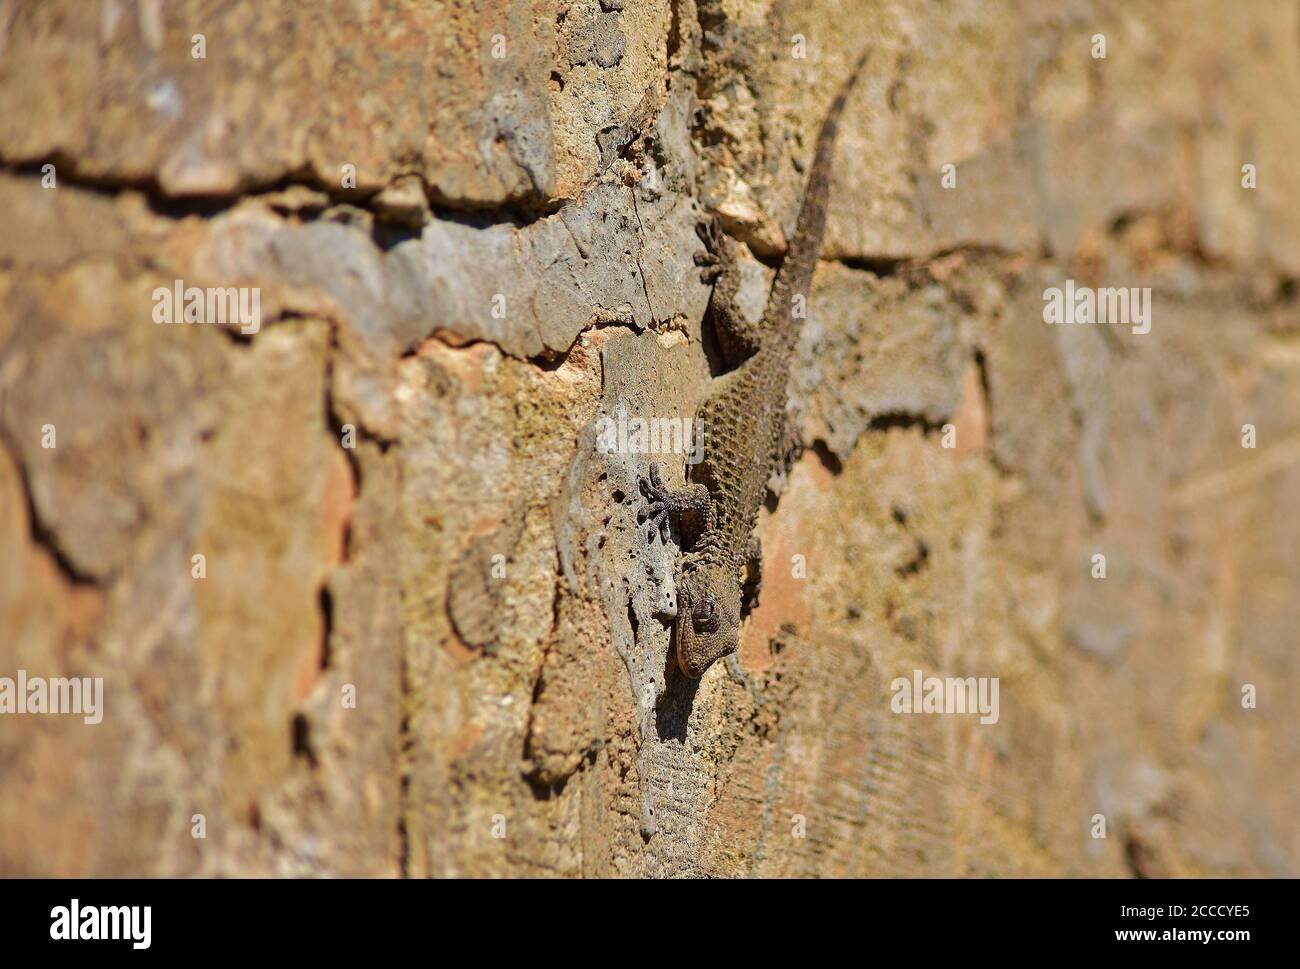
[0,0,1296,876]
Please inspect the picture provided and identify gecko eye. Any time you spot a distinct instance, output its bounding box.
[692,595,720,634]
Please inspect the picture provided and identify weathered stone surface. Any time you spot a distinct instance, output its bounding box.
[0,0,1296,879]
[0,0,562,205]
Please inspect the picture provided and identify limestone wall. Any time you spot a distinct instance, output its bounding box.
[0,0,1296,876]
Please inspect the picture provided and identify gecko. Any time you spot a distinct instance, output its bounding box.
[641,52,870,678]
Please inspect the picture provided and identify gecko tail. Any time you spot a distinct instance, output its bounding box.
[763,49,872,339]
[819,48,872,158]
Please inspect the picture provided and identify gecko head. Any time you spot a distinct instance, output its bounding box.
[674,564,742,678]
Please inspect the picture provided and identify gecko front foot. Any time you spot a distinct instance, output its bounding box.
[638,467,673,543]
[693,215,731,284]
[638,462,714,544]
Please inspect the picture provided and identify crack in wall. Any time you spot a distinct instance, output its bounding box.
[0,152,555,232]
[0,418,99,587]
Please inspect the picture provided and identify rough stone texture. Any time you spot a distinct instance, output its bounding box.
[0,0,1296,877]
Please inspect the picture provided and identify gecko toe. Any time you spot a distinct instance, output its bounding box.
[695,251,722,283]
[695,215,723,250]
[641,504,668,543]
[638,474,660,502]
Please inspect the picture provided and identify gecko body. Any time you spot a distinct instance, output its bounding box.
[642,54,869,678]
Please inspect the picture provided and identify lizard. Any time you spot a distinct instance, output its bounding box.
[641,52,870,678]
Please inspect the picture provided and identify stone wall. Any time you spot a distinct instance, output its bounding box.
[0,0,1296,876]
